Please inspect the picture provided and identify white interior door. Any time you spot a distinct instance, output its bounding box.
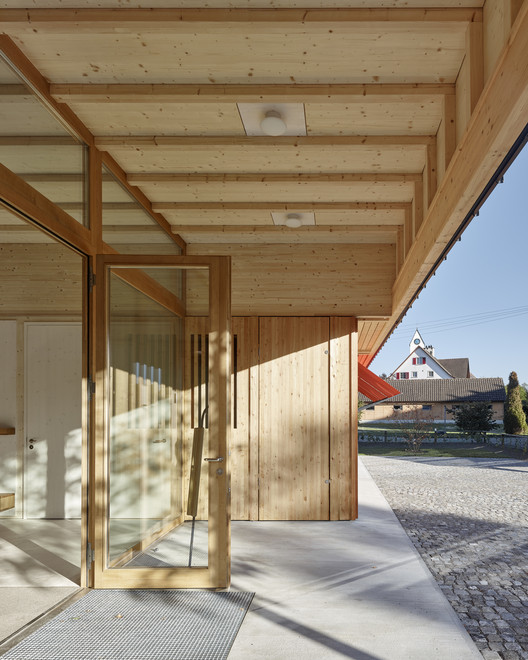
[25,323,82,519]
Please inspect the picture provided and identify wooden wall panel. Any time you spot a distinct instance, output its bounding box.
[183,317,210,521]
[230,317,258,521]
[187,244,395,317]
[329,317,357,521]
[0,244,82,317]
[186,315,358,521]
[258,317,330,521]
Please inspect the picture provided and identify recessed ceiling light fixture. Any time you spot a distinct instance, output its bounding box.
[260,109,287,136]
[238,103,306,136]
[284,213,303,228]
[271,211,315,227]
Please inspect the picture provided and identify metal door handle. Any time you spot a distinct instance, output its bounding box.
[204,457,224,462]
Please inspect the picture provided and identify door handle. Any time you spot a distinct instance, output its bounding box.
[28,438,36,450]
[204,457,224,462]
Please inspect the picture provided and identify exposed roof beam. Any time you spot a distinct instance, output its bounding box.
[128,173,421,184]
[0,136,79,146]
[170,224,399,234]
[0,8,482,26]
[152,201,410,211]
[1,135,432,148]
[0,84,29,96]
[20,173,114,182]
[96,135,434,149]
[386,0,528,357]
[51,83,455,104]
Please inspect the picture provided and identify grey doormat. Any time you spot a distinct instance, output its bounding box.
[1,590,254,660]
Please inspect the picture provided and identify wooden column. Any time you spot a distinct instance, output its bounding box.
[329,317,358,521]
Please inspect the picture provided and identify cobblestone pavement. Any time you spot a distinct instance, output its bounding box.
[361,455,528,660]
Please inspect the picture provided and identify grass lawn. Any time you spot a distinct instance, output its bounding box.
[358,442,527,460]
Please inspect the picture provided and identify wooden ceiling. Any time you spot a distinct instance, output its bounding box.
[0,2,527,358]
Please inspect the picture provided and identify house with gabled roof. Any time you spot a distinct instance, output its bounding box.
[360,377,505,423]
[390,329,473,381]
[360,330,505,422]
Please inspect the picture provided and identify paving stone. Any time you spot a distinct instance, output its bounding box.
[361,455,528,660]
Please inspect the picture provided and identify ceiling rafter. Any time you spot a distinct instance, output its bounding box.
[151,201,411,211]
[50,83,455,104]
[127,173,422,184]
[0,8,482,25]
[95,135,434,148]
[169,224,400,234]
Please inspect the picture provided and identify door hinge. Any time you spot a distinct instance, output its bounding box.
[88,268,96,292]
[88,376,96,401]
[87,541,95,570]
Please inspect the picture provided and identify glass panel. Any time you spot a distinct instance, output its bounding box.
[102,167,183,285]
[0,55,88,226]
[107,268,210,569]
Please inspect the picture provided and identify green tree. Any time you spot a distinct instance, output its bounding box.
[504,371,528,435]
[390,406,433,454]
[451,402,496,434]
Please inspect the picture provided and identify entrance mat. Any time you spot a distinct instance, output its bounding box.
[2,589,254,660]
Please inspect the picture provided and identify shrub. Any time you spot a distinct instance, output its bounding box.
[504,371,528,435]
[451,402,496,435]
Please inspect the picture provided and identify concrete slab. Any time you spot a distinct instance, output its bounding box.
[0,587,79,641]
[228,458,482,660]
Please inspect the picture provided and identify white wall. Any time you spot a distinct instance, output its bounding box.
[0,321,18,517]
[392,347,452,380]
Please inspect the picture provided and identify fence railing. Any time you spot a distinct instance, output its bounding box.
[358,429,528,451]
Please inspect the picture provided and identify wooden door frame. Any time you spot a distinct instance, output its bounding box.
[91,254,231,589]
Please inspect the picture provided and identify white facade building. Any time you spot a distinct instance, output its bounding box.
[389,330,471,381]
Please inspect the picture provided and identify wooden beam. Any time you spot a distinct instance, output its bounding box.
[0,34,94,147]
[51,82,455,104]
[412,177,424,236]
[89,146,103,253]
[483,0,523,83]
[0,8,483,26]
[423,141,437,210]
[436,92,456,183]
[396,226,404,274]
[100,152,186,252]
[456,21,484,143]
[388,1,528,354]
[0,84,29,96]
[0,136,79,146]
[153,201,409,211]
[128,173,421,185]
[16,173,115,183]
[0,163,94,255]
[96,135,434,149]
[171,224,400,234]
[404,204,413,259]
[112,269,185,318]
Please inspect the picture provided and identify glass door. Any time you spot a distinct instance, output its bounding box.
[91,255,230,589]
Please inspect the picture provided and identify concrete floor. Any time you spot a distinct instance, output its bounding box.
[0,519,81,641]
[0,461,483,658]
[228,459,482,660]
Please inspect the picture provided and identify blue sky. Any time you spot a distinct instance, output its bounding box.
[370,144,528,385]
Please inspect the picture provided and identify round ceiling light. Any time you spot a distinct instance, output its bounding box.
[260,110,287,136]
[285,213,303,228]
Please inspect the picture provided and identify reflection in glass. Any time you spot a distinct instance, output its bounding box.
[102,167,183,291]
[0,56,88,225]
[107,271,208,569]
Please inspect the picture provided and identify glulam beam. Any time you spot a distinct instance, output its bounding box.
[51,82,455,104]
